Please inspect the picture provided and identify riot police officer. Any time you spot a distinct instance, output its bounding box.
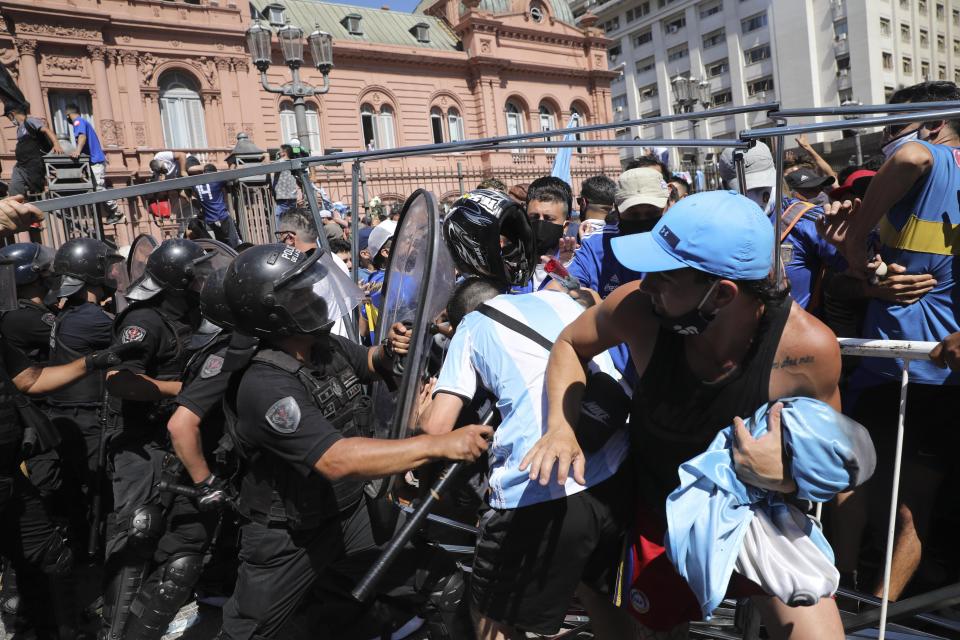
[26,238,126,546]
[99,238,222,640]
[216,243,492,640]
[0,242,56,365]
[0,262,138,640]
[123,267,239,640]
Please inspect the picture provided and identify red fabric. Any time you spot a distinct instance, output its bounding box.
[149,200,171,219]
[622,506,764,630]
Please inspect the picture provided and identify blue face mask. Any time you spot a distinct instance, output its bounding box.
[881,130,919,161]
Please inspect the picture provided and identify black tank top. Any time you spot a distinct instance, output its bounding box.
[632,296,792,514]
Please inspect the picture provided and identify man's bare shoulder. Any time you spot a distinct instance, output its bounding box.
[770,301,840,401]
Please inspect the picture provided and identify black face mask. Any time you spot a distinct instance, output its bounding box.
[618,218,659,236]
[651,280,720,336]
[529,220,564,257]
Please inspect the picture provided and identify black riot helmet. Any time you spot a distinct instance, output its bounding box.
[0,242,55,288]
[199,268,234,330]
[126,238,225,302]
[223,243,362,337]
[50,238,127,299]
[442,189,535,287]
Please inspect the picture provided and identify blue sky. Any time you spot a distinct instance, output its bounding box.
[336,0,421,11]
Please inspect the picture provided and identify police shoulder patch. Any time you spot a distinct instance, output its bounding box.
[200,354,224,379]
[41,313,55,327]
[266,396,301,434]
[121,325,147,344]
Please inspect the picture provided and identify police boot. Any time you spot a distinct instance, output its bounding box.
[124,554,202,640]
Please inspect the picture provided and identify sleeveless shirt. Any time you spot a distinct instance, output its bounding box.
[632,296,792,514]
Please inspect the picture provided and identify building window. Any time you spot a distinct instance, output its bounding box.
[343,14,363,35]
[638,82,658,99]
[667,45,688,62]
[48,92,93,147]
[901,24,911,43]
[919,0,927,15]
[939,64,947,79]
[539,104,557,154]
[707,59,729,77]
[921,60,930,78]
[746,76,774,96]
[411,22,430,42]
[882,51,893,69]
[360,103,395,150]
[448,108,464,142]
[937,3,944,19]
[920,28,929,48]
[603,16,620,32]
[633,30,653,46]
[642,109,661,118]
[954,39,960,54]
[839,88,853,102]
[884,85,896,101]
[713,89,732,105]
[611,94,628,122]
[430,107,444,144]
[744,43,771,63]
[529,2,545,22]
[265,4,285,25]
[741,13,767,33]
[837,55,850,73]
[880,17,891,37]
[903,56,912,74]
[505,101,525,137]
[899,0,909,8]
[703,28,725,49]
[938,34,946,52]
[626,2,649,22]
[664,13,686,34]
[954,8,959,26]
[636,56,655,73]
[158,71,207,149]
[280,101,321,153]
[608,44,622,61]
[570,107,584,154]
[955,69,960,83]
[699,0,722,19]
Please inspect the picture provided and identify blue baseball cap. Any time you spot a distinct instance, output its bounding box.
[610,190,774,280]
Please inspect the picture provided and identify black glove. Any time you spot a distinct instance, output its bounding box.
[84,342,144,371]
[193,474,234,512]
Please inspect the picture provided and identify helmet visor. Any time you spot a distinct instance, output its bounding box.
[104,255,130,295]
[49,274,86,300]
[277,251,364,333]
[0,263,16,312]
[188,243,237,294]
[125,273,164,302]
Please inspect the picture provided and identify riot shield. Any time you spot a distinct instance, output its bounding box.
[127,234,158,283]
[369,189,456,457]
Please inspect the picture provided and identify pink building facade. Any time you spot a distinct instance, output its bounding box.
[0,0,618,228]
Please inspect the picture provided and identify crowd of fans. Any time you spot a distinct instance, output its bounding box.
[0,79,959,640]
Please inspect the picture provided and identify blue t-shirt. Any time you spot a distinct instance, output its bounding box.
[71,117,105,164]
[567,224,645,299]
[773,198,844,310]
[859,140,960,386]
[193,181,230,223]
[434,291,629,508]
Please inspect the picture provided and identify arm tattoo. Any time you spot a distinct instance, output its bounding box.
[771,354,815,370]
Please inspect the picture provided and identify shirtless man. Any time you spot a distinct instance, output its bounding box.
[522,190,844,639]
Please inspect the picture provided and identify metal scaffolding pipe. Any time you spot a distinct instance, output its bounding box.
[743,106,960,139]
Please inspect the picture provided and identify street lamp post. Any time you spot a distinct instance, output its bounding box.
[671,74,712,183]
[246,20,334,146]
[841,99,864,165]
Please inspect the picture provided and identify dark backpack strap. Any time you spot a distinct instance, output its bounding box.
[252,348,304,374]
[476,303,554,352]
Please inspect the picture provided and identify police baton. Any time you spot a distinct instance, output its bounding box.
[352,410,495,602]
[88,388,111,558]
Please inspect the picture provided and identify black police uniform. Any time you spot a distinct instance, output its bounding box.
[27,300,113,540]
[0,298,54,365]
[100,294,198,640]
[0,347,80,640]
[123,326,232,640]
[220,334,387,640]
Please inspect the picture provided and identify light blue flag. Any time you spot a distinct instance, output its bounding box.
[550,115,578,189]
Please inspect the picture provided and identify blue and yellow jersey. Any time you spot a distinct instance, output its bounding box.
[861,140,960,385]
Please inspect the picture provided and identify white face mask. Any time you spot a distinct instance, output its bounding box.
[881,130,919,161]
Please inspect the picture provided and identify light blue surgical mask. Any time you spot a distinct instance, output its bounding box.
[881,130,919,161]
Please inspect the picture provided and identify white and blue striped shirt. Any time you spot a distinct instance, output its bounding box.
[435,290,630,509]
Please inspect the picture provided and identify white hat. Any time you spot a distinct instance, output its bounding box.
[367,220,397,255]
[289,138,301,147]
[319,209,332,219]
[718,142,776,193]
